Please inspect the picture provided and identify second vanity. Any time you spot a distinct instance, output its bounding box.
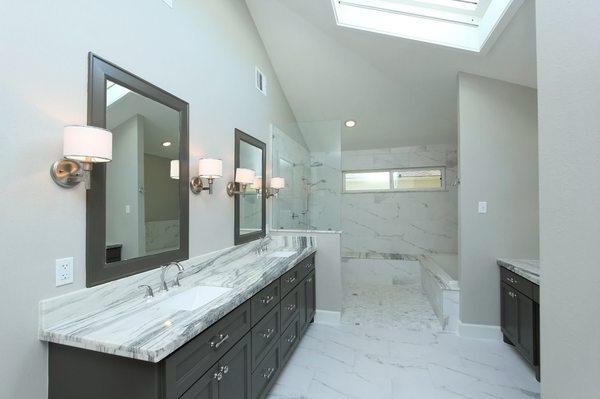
[497,258,540,381]
[40,236,316,399]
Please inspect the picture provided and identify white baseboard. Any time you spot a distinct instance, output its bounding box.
[458,320,502,340]
[314,309,341,325]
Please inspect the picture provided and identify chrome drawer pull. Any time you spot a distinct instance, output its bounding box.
[213,371,223,381]
[261,328,275,340]
[287,304,296,312]
[286,334,296,344]
[285,276,296,284]
[220,365,229,375]
[210,333,229,349]
[305,263,313,269]
[307,278,312,283]
[261,295,274,305]
[262,367,275,380]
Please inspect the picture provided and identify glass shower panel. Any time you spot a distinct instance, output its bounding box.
[272,121,341,232]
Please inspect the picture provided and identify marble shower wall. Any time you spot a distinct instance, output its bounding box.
[341,144,458,257]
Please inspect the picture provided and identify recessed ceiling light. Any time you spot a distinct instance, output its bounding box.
[345,120,357,128]
[162,141,172,147]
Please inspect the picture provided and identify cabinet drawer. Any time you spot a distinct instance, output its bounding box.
[251,279,280,325]
[280,264,302,297]
[500,267,533,298]
[164,301,251,399]
[251,305,281,370]
[251,343,281,399]
[280,315,300,365]
[298,254,315,281]
[280,285,301,331]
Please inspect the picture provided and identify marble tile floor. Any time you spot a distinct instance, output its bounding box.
[266,323,540,399]
[340,259,442,332]
[267,258,539,398]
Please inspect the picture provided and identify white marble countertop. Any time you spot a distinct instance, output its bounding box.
[39,235,316,363]
[497,258,540,285]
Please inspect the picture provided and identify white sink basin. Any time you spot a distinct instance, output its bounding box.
[268,250,297,258]
[158,286,232,312]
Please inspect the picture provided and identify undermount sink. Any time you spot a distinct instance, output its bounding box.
[158,285,232,312]
[267,250,296,258]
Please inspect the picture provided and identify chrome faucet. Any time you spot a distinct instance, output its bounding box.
[160,262,185,291]
[255,241,270,255]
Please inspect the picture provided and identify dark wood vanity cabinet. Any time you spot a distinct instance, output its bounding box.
[500,267,539,381]
[48,253,316,399]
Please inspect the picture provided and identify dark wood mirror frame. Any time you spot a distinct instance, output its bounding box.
[234,129,266,245]
[86,53,189,287]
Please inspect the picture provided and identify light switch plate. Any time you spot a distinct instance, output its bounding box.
[478,201,488,214]
[56,257,74,286]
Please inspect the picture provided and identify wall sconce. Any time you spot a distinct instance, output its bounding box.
[266,177,285,198]
[50,125,112,189]
[253,176,263,195]
[170,160,179,180]
[190,158,223,194]
[227,168,255,196]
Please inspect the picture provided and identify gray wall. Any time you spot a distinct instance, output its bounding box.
[0,1,298,397]
[106,115,144,259]
[458,73,539,326]
[144,153,179,221]
[536,1,600,395]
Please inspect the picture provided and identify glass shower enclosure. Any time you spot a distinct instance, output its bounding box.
[271,121,342,232]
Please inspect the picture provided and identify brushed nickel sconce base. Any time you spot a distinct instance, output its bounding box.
[190,177,205,194]
[226,182,237,197]
[50,159,85,188]
[190,177,215,195]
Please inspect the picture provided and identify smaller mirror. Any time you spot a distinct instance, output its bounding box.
[234,129,266,244]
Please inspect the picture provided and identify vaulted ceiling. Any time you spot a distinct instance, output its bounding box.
[246,0,536,150]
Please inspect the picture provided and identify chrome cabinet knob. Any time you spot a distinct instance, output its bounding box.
[262,367,275,380]
[210,333,229,349]
[261,328,275,340]
[261,295,274,305]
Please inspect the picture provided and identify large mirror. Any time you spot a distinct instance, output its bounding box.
[86,54,189,286]
[234,129,266,245]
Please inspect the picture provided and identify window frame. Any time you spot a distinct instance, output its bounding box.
[342,166,446,194]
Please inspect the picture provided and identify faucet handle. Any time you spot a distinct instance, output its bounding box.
[139,285,154,298]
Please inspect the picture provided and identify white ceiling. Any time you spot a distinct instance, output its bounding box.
[246,0,537,150]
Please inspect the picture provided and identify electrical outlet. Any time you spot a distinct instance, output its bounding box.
[478,201,488,214]
[56,257,74,286]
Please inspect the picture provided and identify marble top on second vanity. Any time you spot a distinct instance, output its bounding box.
[39,235,316,363]
[497,258,540,285]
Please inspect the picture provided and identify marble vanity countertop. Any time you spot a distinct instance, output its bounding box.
[39,235,316,363]
[497,258,540,285]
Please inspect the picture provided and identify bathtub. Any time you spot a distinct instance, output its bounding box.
[419,254,459,332]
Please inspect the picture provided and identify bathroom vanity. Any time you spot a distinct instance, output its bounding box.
[40,236,316,399]
[497,259,540,381]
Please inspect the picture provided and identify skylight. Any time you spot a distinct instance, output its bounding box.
[106,81,131,107]
[331,0,522,52]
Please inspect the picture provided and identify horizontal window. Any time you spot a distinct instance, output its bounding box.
[343,167,445,193]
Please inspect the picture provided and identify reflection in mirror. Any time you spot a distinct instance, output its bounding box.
[239,141,263,234]
[105,80,180,261]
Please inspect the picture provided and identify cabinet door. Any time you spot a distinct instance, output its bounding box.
[299,276,307,332]
[180,365,218,399]
[500,282,518,344]
[217,334,252,399]
[306,271,316,323]
[517,292,534,364]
